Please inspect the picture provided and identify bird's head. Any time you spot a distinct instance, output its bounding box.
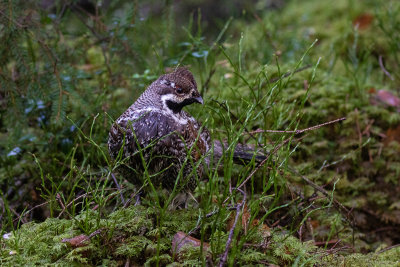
[154,68,203,113]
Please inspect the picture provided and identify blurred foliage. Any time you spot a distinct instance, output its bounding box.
[1,0,400,265]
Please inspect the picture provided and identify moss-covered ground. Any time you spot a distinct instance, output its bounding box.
[1,0,400,265]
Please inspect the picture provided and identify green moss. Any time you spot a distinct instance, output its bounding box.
[323,246,400,267]
[0,206,196,266]
[2,0,400,265]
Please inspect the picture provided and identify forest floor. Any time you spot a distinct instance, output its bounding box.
[1,0,400,266]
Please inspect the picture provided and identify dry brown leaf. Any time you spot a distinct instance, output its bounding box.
[171,231,209,256]
[62,234,90,248]
[371,90,400,111]
[377,90,400,108]
[309,220,320,229]
[353,13,374,30]
[384,125,400,146]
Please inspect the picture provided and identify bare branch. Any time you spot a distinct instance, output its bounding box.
[219,188,246,267]
[288,167,354,226]
[236,134,307,191]
[378,55,394,81]
[248,117,346,135]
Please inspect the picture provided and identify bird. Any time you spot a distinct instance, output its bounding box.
[108,67,265,194]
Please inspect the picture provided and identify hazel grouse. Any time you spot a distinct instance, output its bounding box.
[108,68,263,193]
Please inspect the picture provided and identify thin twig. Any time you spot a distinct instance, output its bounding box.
[376,243,400,254]
[55,193,68,217]
[13,201,51,224]
[248,117,346,135]
[378,55,394,81]
[235,134,308,191]
[10,207,27,224]
[271,211,291,227]
[219,188,246,267]
[58,192,90,218]
[71,4,104,40]
[77,228,103,246]
[201,67,216,94]
[326,246,353,255]
[57,188,116,218]
[354,109,362,147]
[0,9,26,28]
[236,152,270,191]
[111,172,125,205]
[289,167,354,226]
[314,239,340,246]
[269,64,312,83]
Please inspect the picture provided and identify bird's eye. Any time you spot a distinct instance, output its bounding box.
[176,87,183,94]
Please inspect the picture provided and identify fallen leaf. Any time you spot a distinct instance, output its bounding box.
[377,90,400,107]
[62,234,90,248]
[384,125,400,146]
[309,220,320,229]
[376,90,400,108]
[370,90,400,112]
[353,13,374,30]
[171,231,209,256]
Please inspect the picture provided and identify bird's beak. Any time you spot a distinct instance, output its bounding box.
[193,96,204,105]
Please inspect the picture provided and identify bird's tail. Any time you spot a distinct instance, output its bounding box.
[209,140,267,166]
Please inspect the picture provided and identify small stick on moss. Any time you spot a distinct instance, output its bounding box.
[57,188,116,218]
[377,243,400,254]
[235,134,308,192]
[10,206,27,224]
[289,168,354,226]
[378,55,394,81]
[56,193,67,217]
[219,188,246,267]
[354,109,362,147]
[235,118,346,200]
[58,192,91,218]
[248,117,346,135]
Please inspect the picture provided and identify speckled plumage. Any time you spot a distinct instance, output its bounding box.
[108,68,210,192]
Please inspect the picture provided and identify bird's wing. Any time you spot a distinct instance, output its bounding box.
[108,111,179,160]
